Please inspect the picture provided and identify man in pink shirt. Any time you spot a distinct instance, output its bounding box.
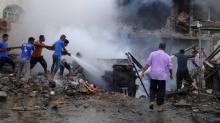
[141,42,173,112]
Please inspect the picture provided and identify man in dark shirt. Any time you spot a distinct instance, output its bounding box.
[174,49,194,90]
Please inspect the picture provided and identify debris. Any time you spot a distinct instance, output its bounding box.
[166,91,187,98]
[192,90,199,95]
[173,99,192,108]
[12,106,41,111]
[50,99,66,105]
[51,105,58,110]
[207,118,220,123]
[206,89,213,94]
[0,91,7,101]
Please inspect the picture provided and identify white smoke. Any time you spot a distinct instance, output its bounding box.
[14,0,131,88]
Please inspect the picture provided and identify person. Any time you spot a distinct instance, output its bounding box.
[60,39,72,78]
[16,37,35,81]
[140,42,173,112]
[191,49,206,89]
[50,35,68,81]
[174,49,194,90]
[0,34,16,73]
[30,35,48,76]
[60,59,72,77]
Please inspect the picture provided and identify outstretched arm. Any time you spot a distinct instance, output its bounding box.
[0,48,7,51]
[7,46,21,51]
[44,44,55,50]
[62,46,71,56]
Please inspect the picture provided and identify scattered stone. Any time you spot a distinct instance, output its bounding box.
[193,109,200,112]
[173,99,192,108]
[0,91,7,101]
[207,118,220,123]
[192,114,206,123]
[206,89,213,94]
[12,106,41,111]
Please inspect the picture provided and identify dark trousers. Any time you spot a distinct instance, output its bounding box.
[51,55,61,74]
[150,79,166,106]
[176,70,193,89]
[0,57,15,70]
[60,62,71,76]
[30,56,47,74]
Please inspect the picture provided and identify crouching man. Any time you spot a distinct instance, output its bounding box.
[141,42,173,112]
[60,59,72,78]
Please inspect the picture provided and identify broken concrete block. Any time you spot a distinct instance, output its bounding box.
[0,91,7,101]
[207,118,220,123]
[192,114,206,123]
[206,89,213,94]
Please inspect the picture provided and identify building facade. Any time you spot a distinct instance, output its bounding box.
[0,0,23,32]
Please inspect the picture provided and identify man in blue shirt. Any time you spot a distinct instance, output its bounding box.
[0,34,16,72]
[16,37,35,81]
[174,49,194,90]
[50,34,68,81]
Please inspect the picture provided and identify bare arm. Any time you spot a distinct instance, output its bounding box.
[45,44,55,50]
[168,56,173,79]
[169,69,173,79]
[142,64,150,74]
[62,46,71,56]
[7,46,21,51]
[0,48,7,51]
[33,43,53,49]
[140,64,150,79]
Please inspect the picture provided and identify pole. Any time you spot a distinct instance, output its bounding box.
[197,21,203,101]
[126,53,150,97]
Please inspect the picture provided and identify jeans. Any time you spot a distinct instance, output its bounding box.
[51,54,61,74]
[0,57,15,70]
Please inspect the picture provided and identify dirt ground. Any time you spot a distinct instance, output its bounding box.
[0,93,194,123]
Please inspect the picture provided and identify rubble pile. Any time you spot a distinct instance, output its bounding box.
[0,73,19,96]
[167,90,220,122]
[0,61,99,99]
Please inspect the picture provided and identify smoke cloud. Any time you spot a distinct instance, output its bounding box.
[12,0,132,88]
[11,0,206,91]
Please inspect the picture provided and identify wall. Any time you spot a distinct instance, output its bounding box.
[0,0,22,18]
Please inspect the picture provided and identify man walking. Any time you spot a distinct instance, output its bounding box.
[174,49,194,90]
[30,35,48,76]
[141,42,173,112]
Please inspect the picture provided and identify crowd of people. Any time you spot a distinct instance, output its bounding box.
[0,34,204,112]
[0,34,71,83]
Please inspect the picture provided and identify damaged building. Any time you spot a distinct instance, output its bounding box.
[0,0,220,123]
[116,0,220,98]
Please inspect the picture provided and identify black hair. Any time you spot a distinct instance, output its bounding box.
[28,37,35,42]
[2,34,9,39]
[192,50,198,54]
[159,42,166,50]
[76,52,82,58]
[39,35,44,39]
[60,34,66,40]
[64,39,69,44]
[179,49,185,54]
